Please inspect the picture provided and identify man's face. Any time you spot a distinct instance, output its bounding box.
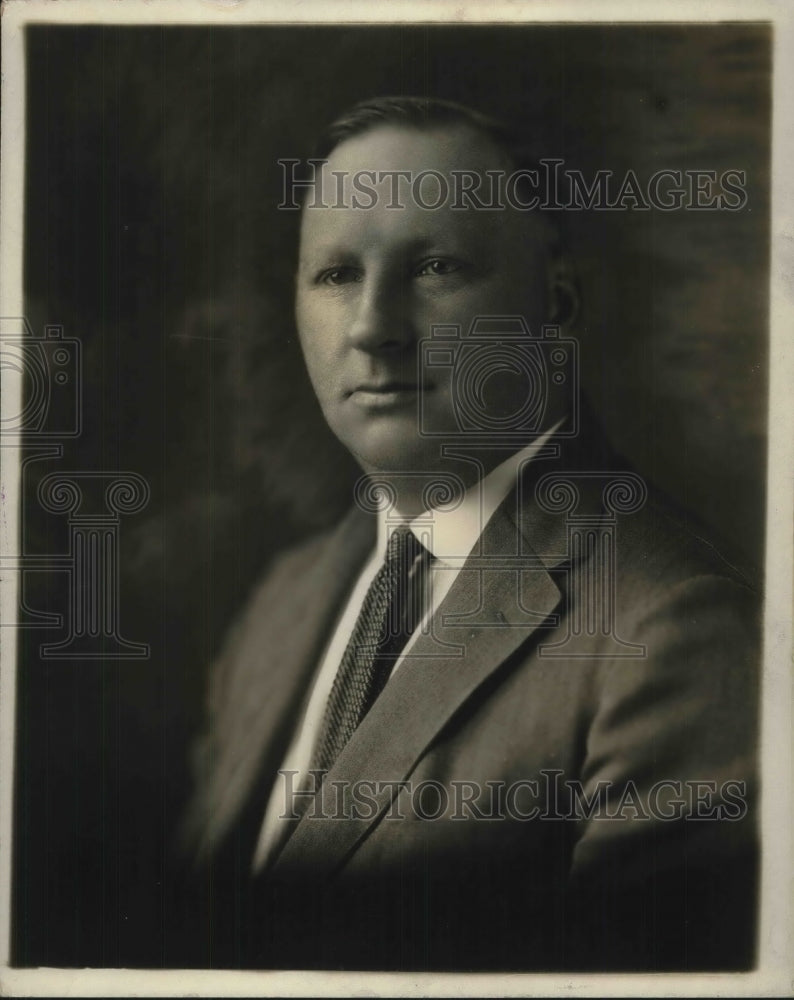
[295,123,556,477]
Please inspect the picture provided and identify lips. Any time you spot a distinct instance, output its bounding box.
[346,379,431,411]
[346,375,437,397]
[351,381,419,395]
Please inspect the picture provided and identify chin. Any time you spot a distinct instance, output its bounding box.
[346,434,446,478]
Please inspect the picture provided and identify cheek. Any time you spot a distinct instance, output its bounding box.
[484,279,548,332]
[296,302,333,364]
[296,329,331,406]
[296,289,350,344]
[299,341,334,406]
[296,334,350,419]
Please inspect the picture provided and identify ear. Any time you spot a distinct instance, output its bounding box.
[546,253,580,329]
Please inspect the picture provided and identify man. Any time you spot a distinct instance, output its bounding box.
[180,97,759,972]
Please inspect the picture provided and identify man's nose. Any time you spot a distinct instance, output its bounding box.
[347,275,415,353]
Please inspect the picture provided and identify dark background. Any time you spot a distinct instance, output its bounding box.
[13,23,770,967]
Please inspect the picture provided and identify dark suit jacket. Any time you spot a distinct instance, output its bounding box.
[178,420,759,973]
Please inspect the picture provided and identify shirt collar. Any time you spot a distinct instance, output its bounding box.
[376,420,564,566]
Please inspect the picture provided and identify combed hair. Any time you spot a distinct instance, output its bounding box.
[312,95,566,251]
[314,96,522,162]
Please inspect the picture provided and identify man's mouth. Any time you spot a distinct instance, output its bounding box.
[352,381,418,394]
[347,380,431,408]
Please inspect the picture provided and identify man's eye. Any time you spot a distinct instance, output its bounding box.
[318,267,361,286]
[415,258,462,277]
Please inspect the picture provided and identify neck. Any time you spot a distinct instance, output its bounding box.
[358,441,546,520]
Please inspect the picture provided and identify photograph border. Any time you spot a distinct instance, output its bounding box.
[1,1,791,996]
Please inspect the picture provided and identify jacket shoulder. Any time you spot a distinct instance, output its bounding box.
[619,484,760,595]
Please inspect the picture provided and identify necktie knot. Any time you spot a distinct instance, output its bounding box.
[382,526,429,646]
[386,523,418,560]
[384,523,424,578]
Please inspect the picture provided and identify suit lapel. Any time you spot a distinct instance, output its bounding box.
[194,506,376,860]
[271,485,567,881]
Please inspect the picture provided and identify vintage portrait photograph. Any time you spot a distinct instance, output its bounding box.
[0,1,791,996]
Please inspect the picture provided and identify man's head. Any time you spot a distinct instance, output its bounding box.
[294,97,577,490]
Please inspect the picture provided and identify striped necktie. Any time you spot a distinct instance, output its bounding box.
[308,525,430,780]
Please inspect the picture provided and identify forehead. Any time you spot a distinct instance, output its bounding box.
[299,123,527,255]
[322,122,511,178]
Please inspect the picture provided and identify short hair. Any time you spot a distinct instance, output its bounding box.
[315,96,521,163]
[311,95,566,251]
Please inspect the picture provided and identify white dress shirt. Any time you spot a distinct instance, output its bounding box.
[253,424,562,873]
